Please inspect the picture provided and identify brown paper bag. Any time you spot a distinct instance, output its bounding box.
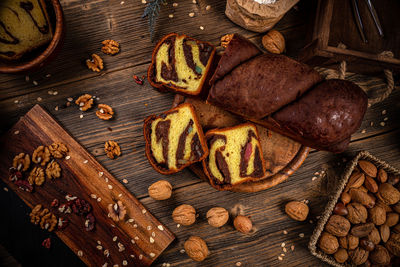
[225,0,299,32]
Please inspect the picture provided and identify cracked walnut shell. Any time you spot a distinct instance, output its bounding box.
[148,180,172,200]
[96,104,114,120]
[28,167,45,186]
[75,94,94,111]
[102,40,120,55]
[184,236,209,262]
[108,200,126,222]
[46,161,61,179]
[86,53,103,72]
[172,204,196,226]
[32,146,51,166]
[13,153,30,171]
[104,140,121,159]
[206,207,229,228]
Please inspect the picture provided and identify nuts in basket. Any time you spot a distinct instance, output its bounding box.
[314,155,400,266]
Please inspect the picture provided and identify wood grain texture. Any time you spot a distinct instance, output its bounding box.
[0,0,399,266]
[0,105,174,266]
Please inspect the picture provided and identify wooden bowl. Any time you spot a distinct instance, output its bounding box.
[0,0,65,74]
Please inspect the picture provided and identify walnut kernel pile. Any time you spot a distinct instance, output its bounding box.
[317,160,400,266]
[104,140,121,159]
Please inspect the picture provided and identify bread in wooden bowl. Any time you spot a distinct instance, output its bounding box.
[143,103,209,175]
[202,123,266,190]
[147,33,216,96]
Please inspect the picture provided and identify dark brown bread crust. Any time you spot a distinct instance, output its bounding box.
[147,33,216,96]
[143,103,209,175]
[209,34,261,84]
[202,123,266,191]
[207,53,323,119]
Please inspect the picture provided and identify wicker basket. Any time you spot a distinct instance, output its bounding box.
[309,151,400,267]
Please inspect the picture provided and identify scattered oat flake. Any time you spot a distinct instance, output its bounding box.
[309,220,313,224]
[312,176,317,181]
[177,224,181,228]
[141,0,146,3]
[278,256,283,261]
[158,225,164,231]
[104,249,109,257]
[91,194,97,199]
[37,97,42,101]
[133,224,138,228]
[370,122,374,126]
[142,209,146,214]
[46,74,51,78]
[48,90,54,95]
[139,254,143,260]
[200,26,204,30]
[77,250,83,257]
[131,239,135,244]
[14,130,20,135]
[236,262,242,267]
[384,117,388,121]
[380,122,385,126]
[149,252,155,258]
[3,187,8,192]
[105,177,109,182]
[108,184,113,190]
[118,193,122,198]
[168,14,174,18]
[150,237,154,243]
[113,236,118,242]
[299,233,305,238]
[122,260,127,266]
[96,245,103,250]
[281,253,285,257]
[189,12,195,17]
[65,155,71,160]
[206,5,211,10]
[361,129,366,133]
[102,263,108,267]
[281,242,285,247]
[14,100,19,104]
[33,80,38,86]
[83,160,88,164]
[99,172,104,177]
[97,240,102,245]
[122,179,128,184]
[97,197,102,202]
[53,91,58,95]
[120,1,124,4]
[173,2,178,7]
[147,225,152,231]
[382,110,387,115]
[134,236,139,240]
[283,230,288,234]
[128,218,134,223]
[130,255,135,258]
[54,106,59,111]
[152,232,155,237]
[180,249,185,254]
[291,245,295,251]
[80,114,84,119]
[283,247,287,253]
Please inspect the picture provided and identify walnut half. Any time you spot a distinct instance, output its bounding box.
[75,94,93,111]
[86,54,104,72]
[108,201,126,222]
[28,167,45,186]
[96,104,114,120]
[104,140,121,159]
[49,142,69,158]
[32,146,51,166]
[46,161,61,179]
[101,40,120,55]
[13,153,30,171]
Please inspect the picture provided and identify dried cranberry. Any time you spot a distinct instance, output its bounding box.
[84,213,96,231]
[42,238,51,249]
[72,198,91,215]
[57,217,69,230]
[51,199,59,208]
[14,180,33,192]
[133,75,144,85]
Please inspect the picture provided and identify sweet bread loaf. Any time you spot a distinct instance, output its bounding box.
[148,33,215,96]
[144,103,209,174]
[0,0,53,60]
[207,34,367,153]
[202,123,265,190]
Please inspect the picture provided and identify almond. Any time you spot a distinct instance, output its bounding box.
[380,224,390,242]
[350,188,375,208]
[377,169,388,183]
[364,176,378,193]
[358,160,377,177]
[341,192,351,205]
[377,183,400,205]
[345,172,365,192]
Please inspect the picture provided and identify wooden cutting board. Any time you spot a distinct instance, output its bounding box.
[0,105,174,267]
[172,95,310,193]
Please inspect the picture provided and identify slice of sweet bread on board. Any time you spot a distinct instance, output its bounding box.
[202,123,266,190]
[144,103,209,174]
[147,33,216,96]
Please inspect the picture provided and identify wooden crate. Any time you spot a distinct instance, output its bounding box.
[299,0,400,75]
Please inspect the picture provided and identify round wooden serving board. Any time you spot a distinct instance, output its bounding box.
[172,95,310,193]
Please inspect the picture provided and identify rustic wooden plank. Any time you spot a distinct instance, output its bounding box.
[138,129,400,266]
[0,105,175,266]
[0,0,309,101]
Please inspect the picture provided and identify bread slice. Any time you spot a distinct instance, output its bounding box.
[202,123,266,190]
[0,0,53,60]
[147,33,215,96]
[144,103,209,174]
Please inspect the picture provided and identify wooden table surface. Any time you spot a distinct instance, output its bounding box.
[0,0,399,266]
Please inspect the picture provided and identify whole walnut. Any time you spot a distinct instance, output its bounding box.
[184,236,209,261]
[325,215,350,237]
[376,199,393,213]
[206,207,229,228]
[369,245,390,265]
[333,248,348,263]
[284,201,309,221]
[368,227,381,245]
[339,235,359,250]
[172,204,196,226]
[233,215,252,234]
[349,247,369,265]
[262,30,285,54]
[318,232,339,254]
[347,203,367,224]
[368,205,386,225]
[385,232,400,256]
[377,183,400,205]
[148,180,172,200]
[349,188,375,208]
